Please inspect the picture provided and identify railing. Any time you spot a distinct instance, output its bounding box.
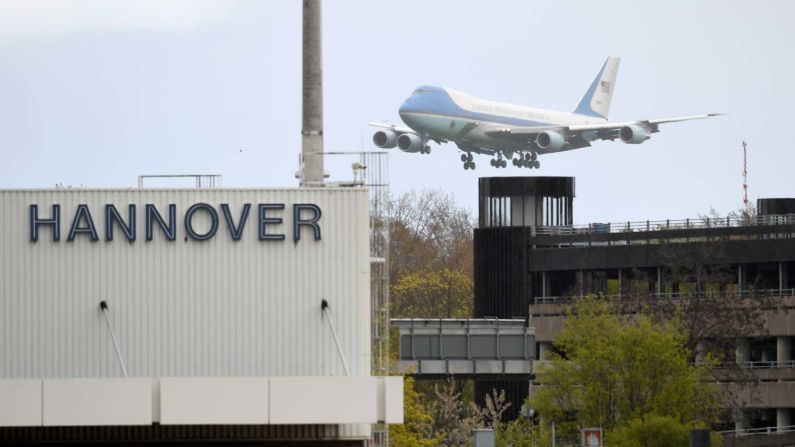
[714,360,795,370]
[719,424,795,437]
[528,213,795,236]
[534,289,795,306]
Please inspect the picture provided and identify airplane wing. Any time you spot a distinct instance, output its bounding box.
[369,120,448,145]
[485,113,724,142]
[569,113,724,133]
[368,121,416,135]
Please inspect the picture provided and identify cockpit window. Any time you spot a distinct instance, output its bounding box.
[413,88,429,94]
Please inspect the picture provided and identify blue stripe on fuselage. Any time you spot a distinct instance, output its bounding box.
[399,86,552,128]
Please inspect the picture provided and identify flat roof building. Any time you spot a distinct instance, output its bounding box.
[0,188,402,445]
[472,177,795,439]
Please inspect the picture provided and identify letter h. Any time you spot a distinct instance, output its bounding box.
[30,204,60,241]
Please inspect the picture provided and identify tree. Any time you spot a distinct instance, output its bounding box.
[391,269,473,318]
[387,189,474,282]
[425,379,513,447]
[477,388,512,428]
[608,415,692,447]
[620,206,775,415]
[608,415,722,447]
[386,189,476,319]
[496,415,544,447]
[427,379,482,447]
[390,376,440,447]
[531,297,719,438]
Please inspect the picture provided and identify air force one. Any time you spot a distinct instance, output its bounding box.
[369,57,722,170]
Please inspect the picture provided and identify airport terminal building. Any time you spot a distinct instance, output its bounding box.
[472,177,795,440]
[0,187,401,445]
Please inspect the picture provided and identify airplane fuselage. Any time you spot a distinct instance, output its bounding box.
[398,86,605,154]
[371,57,719,170]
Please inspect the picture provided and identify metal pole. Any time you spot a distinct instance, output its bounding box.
[321,299,351,376]
[99,301,128,378]
[742,141,749,216]
[301,0,324,186]
[552,420,556,447]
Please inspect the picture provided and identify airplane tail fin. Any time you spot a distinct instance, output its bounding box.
[574,56,620,120]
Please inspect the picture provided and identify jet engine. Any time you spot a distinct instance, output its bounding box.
[396,133,423,153]
[619,125,651,144]
[372,130,398,149]
[536,131,566,151]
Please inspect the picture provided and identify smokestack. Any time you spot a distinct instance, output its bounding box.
[301,0,324,187]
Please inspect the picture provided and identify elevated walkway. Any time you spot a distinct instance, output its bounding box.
[392,319,535,379]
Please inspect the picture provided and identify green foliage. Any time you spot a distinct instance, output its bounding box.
[531,297,719,436]
[386,189,475,319]
[391,268,473,318]
[608,415,722,447]
[389,376,440,447]
[608,415,690,447]
[496,416,548,447]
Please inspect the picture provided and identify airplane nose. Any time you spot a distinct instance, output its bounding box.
[401,96,420,113]
[399,99,415,122]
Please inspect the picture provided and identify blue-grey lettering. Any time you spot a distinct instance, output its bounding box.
[106,204,136,241]
[30,204,60,242]
[258,204,285,241]
[185,203,219,241]
[27,202,323,244]
[221,203,250,241]
[146,204,176,241]
[68,204,99,241]
[293,204,322,242]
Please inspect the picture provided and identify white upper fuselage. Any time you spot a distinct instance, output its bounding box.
[374,57,720,170]
[398,86,606,152]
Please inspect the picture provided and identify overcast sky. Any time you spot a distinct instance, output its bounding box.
[1,0,793,222]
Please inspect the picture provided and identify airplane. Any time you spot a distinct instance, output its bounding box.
[369,57,722,170]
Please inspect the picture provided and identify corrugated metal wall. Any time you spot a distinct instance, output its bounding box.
[0,188,370,381]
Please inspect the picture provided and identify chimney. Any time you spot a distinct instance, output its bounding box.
[300,0,324,186]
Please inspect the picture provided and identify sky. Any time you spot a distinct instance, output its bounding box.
[1,0,794,223]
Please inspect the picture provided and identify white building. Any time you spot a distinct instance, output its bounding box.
[0,188,402,445]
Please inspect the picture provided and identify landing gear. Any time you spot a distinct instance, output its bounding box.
[462,152,475,170]
[490,153,507,168]
[420,145,431,154]
[513,152,541,169]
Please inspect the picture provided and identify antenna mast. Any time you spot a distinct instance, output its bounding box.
[742,141,749,215]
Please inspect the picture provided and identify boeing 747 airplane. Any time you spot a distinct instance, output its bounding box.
[369,57,721,170]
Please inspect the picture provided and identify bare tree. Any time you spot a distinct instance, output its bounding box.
[387,190,476,318]
[428,379,482,447]
[426,379,513,446]
[387,189,475,281]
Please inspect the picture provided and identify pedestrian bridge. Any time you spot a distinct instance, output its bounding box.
[391,318,535,379]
